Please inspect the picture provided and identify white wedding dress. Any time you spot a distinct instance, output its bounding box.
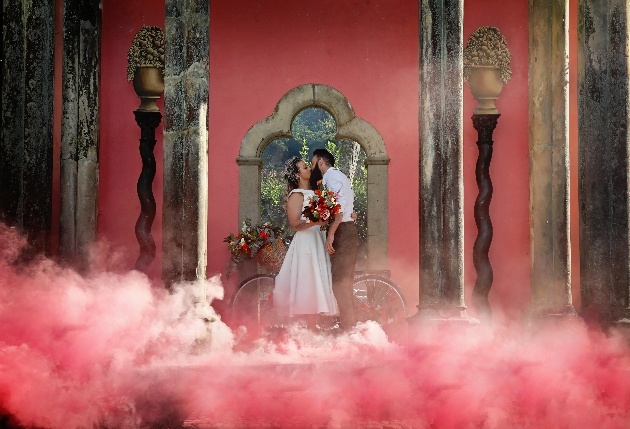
[273,189,339,317]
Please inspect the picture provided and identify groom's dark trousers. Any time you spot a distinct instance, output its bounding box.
[329,221,360,330]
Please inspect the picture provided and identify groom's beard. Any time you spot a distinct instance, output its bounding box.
[309,165,323,190]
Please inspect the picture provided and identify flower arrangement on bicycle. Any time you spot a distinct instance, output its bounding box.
[302,181,341,231]
[223,219,284,277]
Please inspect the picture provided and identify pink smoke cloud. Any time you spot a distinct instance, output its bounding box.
[1,224,629,428]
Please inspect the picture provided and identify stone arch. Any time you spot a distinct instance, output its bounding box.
[237,83,390,270]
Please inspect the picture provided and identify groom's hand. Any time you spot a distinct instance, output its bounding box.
[326,234,335,254]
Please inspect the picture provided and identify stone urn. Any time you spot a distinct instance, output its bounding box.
[467,66,504,115]
[132,66,164,112]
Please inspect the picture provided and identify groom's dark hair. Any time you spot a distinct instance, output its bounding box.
[312,148,335,167]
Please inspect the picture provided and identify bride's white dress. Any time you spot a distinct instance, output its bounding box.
[273,189,339,317]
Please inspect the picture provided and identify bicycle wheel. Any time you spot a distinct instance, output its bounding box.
[352,275,407,325]
[230,274,275,327]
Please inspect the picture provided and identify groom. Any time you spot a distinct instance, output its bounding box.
[311,148,359,331]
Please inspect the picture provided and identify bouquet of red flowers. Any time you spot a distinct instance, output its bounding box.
[223,219,284,277]
[302,181,342,230]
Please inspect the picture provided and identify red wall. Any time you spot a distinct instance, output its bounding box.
[96,0,566,320]
[206,0,421,303]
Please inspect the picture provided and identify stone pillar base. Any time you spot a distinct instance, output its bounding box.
[406,308,480,345]
[609,319,630,345]
[524,304,577,323]
[408,306,480,327]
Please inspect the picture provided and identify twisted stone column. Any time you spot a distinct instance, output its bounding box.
[471,114,500,319]
[133,111,162,272]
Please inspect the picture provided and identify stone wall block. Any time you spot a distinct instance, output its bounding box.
[186,15,209,66]
[59,161,77,254]
[1,0,54,254]
[164,77,185,131]
[165,18,185,76]
[162,130,185,284]
[185,73,209,127]
[59,0,102,265]
[165,0,183,18]
[76,158,98,253]
[181,128,202,279]
[313,84,354,125]
[1,0,26,226]
[578,0,630,322]
[187,0,209,15]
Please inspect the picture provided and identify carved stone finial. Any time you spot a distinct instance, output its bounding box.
[128,26,165,112]
[127,26,165,82]
[463,26,512,84]
[464,27,511,114]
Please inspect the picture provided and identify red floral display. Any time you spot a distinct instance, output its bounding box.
[223,219,284,277]
[302,181,342,230]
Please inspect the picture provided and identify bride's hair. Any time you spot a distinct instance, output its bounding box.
[282,156,302,211]
[283,156,301,191]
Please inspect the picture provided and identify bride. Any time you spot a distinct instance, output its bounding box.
[272,156,339,328]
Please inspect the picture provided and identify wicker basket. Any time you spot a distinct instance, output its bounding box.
[254,239,287,273]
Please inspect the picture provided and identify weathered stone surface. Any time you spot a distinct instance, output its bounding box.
[1,0,54,255]
[415,0,467,318]
[578,0,630,323]
[1,0,27,228]
[527,0,576,319]
[59,0,101,268]
[163,4,210,286]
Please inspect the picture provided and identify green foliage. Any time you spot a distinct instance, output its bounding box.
[261,168,289,233]
[299,138,310,162]
[292,108,337,143]
[260,107,368,243]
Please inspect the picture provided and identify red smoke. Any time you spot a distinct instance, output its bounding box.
[1,224,629,428]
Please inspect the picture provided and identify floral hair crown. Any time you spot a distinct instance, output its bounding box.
[283,156,301,186]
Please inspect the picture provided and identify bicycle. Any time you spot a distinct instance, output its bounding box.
[229,269,407,331]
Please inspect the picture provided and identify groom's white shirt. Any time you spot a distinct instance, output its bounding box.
[322,167,354,223]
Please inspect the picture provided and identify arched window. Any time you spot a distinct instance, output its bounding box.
[261,107,367,244]
[237,84,390,270]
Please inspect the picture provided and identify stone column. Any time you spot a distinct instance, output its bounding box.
[236,157,262,227]
[59,0,101,268]
[578,0,630,325]
[527,0,576,318]
[163,1,210,287]
[365,159,389,271]
[1,0,55,257]
[413,0,471,321]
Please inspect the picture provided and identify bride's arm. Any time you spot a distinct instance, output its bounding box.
[287,192,317,231]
